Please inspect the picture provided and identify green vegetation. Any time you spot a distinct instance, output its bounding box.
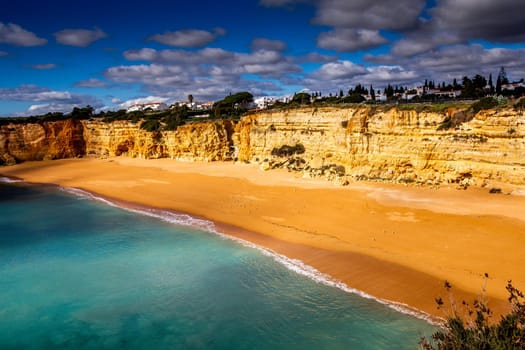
[514,98,525,111]
[419,279,524,349]
[140,119,161,132]
[271,144,306,157]
[471,97,499,114]
[212,91,254,119]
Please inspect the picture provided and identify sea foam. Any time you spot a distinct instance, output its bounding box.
[0,177,23,183]
[61,186,440,325]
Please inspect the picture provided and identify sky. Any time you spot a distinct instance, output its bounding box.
[1,0,525,116]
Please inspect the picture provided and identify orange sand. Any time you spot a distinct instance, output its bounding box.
[2,158,525,320]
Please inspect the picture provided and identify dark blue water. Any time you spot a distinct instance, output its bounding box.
[0,181,435,349]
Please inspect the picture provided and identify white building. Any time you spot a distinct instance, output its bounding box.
[127,102,168,112]
[254,97,275,109]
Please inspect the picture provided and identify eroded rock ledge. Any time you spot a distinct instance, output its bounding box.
[1,106,524,188]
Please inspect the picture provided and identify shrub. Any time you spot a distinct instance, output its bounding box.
[419,280,525,349]
[271,144,306,157]
[471,97,499,114]
[140,119,161,132]
[514,98,525,111]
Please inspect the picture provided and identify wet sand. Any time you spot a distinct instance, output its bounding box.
[2,157,525,320]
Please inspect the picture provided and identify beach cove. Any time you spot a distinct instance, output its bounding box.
[2,157,525,320]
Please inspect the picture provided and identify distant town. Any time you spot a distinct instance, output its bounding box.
[124,67,525,117]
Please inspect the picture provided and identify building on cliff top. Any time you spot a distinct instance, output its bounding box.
[127,102,168,112]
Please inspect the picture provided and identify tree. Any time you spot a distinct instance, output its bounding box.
[453,78,459,90]
[370,85,375,101]
[291,92,311,104]
[488,73,494,94]
[212,91,254,118]
[498,66,509,85]
[188,94,194,105]
[70,105,94,120]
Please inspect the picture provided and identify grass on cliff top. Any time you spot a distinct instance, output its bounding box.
[394,102,473,113]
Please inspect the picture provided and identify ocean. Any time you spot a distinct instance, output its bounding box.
[0,180,435,349]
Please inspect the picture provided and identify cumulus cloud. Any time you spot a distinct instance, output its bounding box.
[261,0,423,52]
[304,60,420,91]
[431,0,525,43]
[318,29,388,52]
[310,60,367,80]
[0,85,103,115]
[312,0,424,31]
[262,0,424,30]
[74,78,109,88]
[30,63,57,70]
[0,85,71,101]
[54,28,107,47]
[105,42,294,101]
[299,52,338,63]
[251,38,287,52]
[147,28,226,48]
[120,45,302,81]
[0,22,47,46]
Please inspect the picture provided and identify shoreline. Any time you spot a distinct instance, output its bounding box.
[0,177,441,324]
[2,158,525,320]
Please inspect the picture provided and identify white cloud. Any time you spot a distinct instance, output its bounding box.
[74,78,109,88]
[0,85,103,115]
[0,22,47,46]
[30,63,57,70]
[54,28,107,47]
[251,38,287,52]
[431,0,525,43]
[147,28,226,48]
[299,52,338,63]
[318,29,388,52]
[311,60,367,80]
[313,0,424,30]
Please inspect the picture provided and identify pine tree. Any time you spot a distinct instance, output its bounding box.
[488,73,494,94]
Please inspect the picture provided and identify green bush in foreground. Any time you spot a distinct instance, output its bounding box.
[419,279,524,349]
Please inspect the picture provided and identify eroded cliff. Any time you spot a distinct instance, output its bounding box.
[82,120,234,161]
[236,107,525,186]
[1,106,524,187]
[0,119,85,165]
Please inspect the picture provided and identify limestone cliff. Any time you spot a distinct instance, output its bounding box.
[1,107,524,187]
[235,107,525,186]
[82,120,234,161]
[0,119,85,165]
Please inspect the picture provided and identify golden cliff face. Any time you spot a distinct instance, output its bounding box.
[235,107,525,186]
[0,119,85,165]
[1,107,524,187]
[82,120,234,161]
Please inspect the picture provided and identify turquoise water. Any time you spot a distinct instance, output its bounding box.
[0,181,435,349]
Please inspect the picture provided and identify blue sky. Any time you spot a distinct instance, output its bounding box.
[1,0,525,116]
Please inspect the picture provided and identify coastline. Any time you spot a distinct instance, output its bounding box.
[2,157,525,320]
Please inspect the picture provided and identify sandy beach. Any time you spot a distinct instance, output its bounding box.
[2,157,525,320]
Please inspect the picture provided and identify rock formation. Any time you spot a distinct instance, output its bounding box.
[1,106,524,187]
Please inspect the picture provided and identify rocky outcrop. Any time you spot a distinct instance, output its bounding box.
[1,106,524,187]
[235,107,525,187]
[82,120,234,161]
[0,119,85,164]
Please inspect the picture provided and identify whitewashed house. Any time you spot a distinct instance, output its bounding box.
[127,102,168,112]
